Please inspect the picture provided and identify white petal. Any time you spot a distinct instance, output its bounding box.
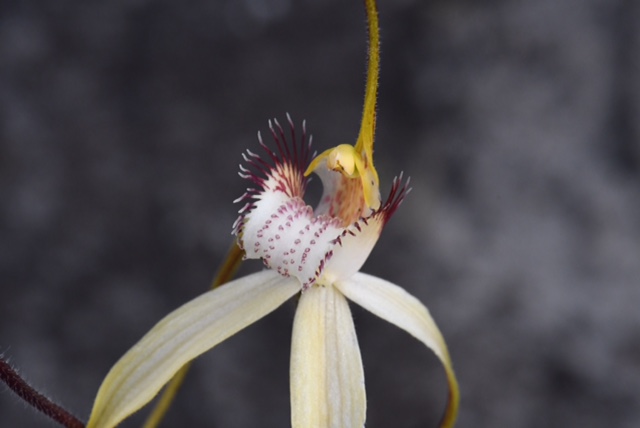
[322,215,383,283]
[290,285,366,428]
[87,270,300,428]
[321,175,410,284]
[237,184,290,247]
[335,272,459,427]
[241,195,342,288]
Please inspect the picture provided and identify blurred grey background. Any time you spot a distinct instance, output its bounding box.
[1,0,639,427]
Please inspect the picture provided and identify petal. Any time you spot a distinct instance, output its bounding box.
[335,273,459,428]
[322,215,383,284]
[240,195,342,289]
[321,174,410,283]
[290,285,366,428]
[234,117,312,239]
[87,270,300,428]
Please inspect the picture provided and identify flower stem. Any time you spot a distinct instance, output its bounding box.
[355,0,380,164]
[0,357,85,428]
[142,242,244,428]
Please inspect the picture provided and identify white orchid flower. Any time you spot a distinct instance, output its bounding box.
[86,116,458,428]
[87,0,459,426]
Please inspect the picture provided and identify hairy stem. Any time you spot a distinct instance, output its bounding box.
[355,0,380,163]
[0,357,85,428]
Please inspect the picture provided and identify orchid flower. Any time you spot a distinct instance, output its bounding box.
[86,1,458,427]
[86,116,458,428]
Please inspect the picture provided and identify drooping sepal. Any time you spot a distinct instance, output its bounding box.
[87,271,301,428]
[290,285,366,427]
[335,272,459,428]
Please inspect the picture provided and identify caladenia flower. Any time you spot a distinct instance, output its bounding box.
[0,2,459,427]
[86,116,459,428]
[86,1,459,427]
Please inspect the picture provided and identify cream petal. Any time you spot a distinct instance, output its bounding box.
[322,214,383,283]
[290,285,366,428]
[321,174,410,284]
[87,270,300,428]
[335,272,459,428]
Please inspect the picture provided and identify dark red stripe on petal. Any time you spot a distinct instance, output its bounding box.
[234,117,314,237]
[379,172,411,223]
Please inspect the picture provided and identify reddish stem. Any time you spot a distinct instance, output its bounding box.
[0,357,85,428]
